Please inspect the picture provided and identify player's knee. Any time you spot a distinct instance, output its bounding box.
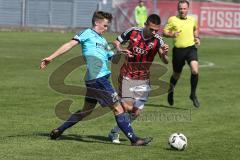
[191,67,199,75]
[131,107,141,118]
[121,100,134,112]
[190,61,199,74]
[191,69,198,75]
[111,102,124,115]
[123,105,133,112]
[132,100,144,117]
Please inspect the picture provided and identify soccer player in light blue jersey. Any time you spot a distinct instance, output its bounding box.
[40,11,152,146]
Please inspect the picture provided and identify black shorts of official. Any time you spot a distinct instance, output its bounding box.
[172,45,198,73]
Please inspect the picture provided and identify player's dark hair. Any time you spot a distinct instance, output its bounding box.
[146,14,161,25]
[178,0,189,8]
[92,11,113,26]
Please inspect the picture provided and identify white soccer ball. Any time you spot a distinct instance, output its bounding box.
[168,133,187,151]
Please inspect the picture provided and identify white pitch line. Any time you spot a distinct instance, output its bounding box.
[199,61,215,68]
[183,60,215,69]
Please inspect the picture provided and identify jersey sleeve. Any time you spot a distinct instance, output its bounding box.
[163,17,174,33]
[107,47,114,59]
[155,34,165,49]
[116,27,135,44]
[72,29,91,43]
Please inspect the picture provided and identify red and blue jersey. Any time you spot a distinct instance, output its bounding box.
[117,27,165,79]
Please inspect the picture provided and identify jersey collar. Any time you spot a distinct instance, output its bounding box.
[90,28,103,38]
[141,28,153,41]
[177,15,187,20]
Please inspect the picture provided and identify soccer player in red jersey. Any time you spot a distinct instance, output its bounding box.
[108,14,169,143]
[41,11,152,146]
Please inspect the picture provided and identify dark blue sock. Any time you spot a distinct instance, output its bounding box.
[57,110,82,132]
[115,113,138,143]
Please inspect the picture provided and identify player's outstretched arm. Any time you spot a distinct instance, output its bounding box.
[163,30,181,38]
[112,40,133,57]
[40,40,78,70]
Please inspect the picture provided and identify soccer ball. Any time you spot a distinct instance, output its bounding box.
[168,133,187,151]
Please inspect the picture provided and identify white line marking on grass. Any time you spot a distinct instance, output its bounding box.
[183,60,215,69]
[199,61,215,68]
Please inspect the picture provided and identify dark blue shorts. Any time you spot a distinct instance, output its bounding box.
[85,74,119,107]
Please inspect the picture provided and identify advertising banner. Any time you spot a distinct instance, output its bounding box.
[114,1,240,37]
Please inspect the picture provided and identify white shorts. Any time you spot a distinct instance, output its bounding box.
[119,76,151,109]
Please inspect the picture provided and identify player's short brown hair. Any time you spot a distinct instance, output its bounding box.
[92,11,113,26]
[178,0,190,8]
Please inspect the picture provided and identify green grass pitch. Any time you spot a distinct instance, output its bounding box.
[0,31,239,160]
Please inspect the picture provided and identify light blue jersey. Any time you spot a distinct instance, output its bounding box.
[73,28,114,81]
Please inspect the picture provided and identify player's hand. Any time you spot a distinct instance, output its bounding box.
[194,37,201,45]
[159,44,169,64]
[160,44,169,55]
[40,57,52,70]
[118,49,134,58]
[172,31,181,38]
